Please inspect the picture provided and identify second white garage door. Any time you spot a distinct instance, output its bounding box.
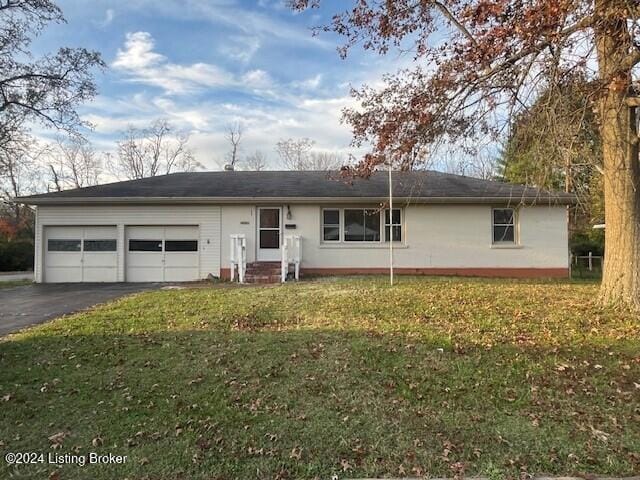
[126,226,200,282]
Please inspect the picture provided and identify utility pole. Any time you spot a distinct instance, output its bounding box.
[388,159,394,286]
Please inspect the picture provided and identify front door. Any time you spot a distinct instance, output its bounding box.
[257,207,281,261]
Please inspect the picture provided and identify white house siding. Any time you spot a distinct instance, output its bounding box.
[35,205,221,283]
[219,203,569,276]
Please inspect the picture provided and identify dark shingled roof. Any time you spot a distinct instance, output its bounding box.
[18,170,576,204]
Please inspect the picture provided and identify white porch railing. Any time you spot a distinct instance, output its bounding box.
[229,234,247,283]
[281,235,301,283]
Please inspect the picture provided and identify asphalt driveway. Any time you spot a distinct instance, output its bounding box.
[0,283,161,336]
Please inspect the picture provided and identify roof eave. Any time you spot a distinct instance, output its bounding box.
[16,195,576,206]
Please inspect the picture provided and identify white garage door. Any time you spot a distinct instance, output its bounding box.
[126,226,200,282]
[44,226,118,283]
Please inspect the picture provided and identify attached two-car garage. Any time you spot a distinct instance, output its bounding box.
[44,225,201,283]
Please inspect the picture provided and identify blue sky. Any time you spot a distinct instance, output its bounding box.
[32,0,411,169]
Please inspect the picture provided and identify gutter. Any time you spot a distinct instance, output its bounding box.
[15,195,577,206]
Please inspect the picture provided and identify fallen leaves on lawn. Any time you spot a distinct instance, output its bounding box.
[48,431,67,449]
[289,446,302,460]
[589,425,610,442]
[91,435,103,447]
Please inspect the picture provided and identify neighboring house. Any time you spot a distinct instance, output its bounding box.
[17,170,576,283]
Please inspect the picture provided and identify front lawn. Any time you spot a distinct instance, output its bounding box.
[1,277,638,479]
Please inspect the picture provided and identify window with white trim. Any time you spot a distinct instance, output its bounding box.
[321,207,404,243]
[344,209,380,242]
[384,209,402,242]
[492,208,516,244]
[322,209,340,242]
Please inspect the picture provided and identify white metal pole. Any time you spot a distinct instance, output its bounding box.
[389,160,394,286]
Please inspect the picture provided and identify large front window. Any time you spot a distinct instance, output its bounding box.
[322,208,402,243]
[344,209,381,242]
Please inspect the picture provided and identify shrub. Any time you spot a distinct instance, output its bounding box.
[0,240,34,271]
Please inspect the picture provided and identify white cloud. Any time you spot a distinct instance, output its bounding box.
[242,69,273,89]
[95,8,115,28]
[218,35,261,63]
[292,74,323,91]
[113,32,165,70]
[112,32,234,95]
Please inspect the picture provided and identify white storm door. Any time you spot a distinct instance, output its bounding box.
[257,207,281,262]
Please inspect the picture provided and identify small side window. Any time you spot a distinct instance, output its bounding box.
[322,209,340,242]
[384,209,402,242]
[165,240,198,252]
[84,240,117,252]
[492,208,516,244]
[129,240,162,252]
[48,239,81,252]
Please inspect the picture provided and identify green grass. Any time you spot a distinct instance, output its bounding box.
[1,277,638,479]
[0,279,32,289]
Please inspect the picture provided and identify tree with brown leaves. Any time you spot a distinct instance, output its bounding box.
[291,0,640,308]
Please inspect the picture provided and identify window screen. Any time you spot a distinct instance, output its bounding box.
[492,208,515,244]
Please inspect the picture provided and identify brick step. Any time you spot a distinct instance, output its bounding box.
[245,274,281,284]
[243,262,282,283]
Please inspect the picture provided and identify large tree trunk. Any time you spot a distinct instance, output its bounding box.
[595,0,640,307]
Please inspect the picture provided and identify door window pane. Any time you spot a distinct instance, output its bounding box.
[259,230,280,249]
[84,240,117,252]
[129,240,162,252]
[48,239,81,252]
[165,240,198,252]
[260,209,280,228]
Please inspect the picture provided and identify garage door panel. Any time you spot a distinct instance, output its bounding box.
[125,226,200,282]
[165,226,198,240]
[83,253,117,268]
[127,226,164,239]
[126,252,163,268]
[164,267,199,282]
[45,252,82,268]
[45,267,83,283]
[44,226,118,283]
[83,267,117,282]
[126,267,163,283]
[164,253,198,268]
[46,226,84,239]
[84,226,117,239]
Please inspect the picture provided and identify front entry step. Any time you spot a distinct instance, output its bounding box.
[245,262,281,284]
